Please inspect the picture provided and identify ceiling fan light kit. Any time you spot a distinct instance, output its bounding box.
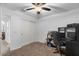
[34,6,42,11]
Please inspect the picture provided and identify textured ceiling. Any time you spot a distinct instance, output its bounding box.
[0,3,79,19]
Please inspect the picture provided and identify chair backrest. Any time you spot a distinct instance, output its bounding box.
[52,32,60,46]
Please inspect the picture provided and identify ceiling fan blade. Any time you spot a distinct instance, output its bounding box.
[32,3,46,6]
[26,8,34,10]
[32,3,40,6]
[48,5,67,11]
[40,3,46,6]
[37,3,46,5]
[42,3,46,5]
[42,7,51,11]
[32,3,36,5]
[37,3,40,5]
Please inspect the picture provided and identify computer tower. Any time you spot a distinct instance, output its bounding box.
[65,23,79,56]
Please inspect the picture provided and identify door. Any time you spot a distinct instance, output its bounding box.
[1,15,11,55]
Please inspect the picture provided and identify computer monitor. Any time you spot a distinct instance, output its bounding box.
[58,27,66,38]
[58,27,66,33]
[66,27,76,40]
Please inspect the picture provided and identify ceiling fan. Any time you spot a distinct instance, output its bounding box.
[24,3,51,14]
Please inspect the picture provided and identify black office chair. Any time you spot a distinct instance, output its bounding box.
[46,31,66,55]
[53,32,66,55]
[46,31,57,48]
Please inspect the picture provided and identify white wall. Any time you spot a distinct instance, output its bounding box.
[10,16,36,50]
[37,9,79,43]
[0,6,37,50]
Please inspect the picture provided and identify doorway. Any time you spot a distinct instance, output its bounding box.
[1,15,11,55]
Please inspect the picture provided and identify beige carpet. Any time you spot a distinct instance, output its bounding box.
[10,42,60,56]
